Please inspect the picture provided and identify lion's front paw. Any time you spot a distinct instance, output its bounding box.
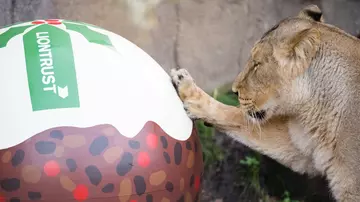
[170,68,195,100]
[170,68,209,120]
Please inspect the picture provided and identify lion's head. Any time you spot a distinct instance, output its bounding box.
[232,5,323,122]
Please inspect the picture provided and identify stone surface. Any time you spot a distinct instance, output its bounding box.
[0,0,56,26]
[176,0,360,91]
[320,0,360,35]
[177,0,280,91]
[52,0,360,91]
[0,0,12,26]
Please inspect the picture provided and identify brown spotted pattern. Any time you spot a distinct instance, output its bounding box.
[0,121,203,202]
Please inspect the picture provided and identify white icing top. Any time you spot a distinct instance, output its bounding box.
[0,20,193,149]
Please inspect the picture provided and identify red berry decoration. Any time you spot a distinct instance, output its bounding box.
[73,184,89,201]
[44,160,60,177]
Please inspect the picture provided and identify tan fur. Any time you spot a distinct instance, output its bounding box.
[171,5,360,202]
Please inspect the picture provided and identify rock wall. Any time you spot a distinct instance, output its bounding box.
[54,0,360,91]
[1,0,359,91]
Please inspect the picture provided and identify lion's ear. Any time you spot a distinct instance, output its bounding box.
[274,28,321,78]
[298,5,324,22]
[288,28,321,59]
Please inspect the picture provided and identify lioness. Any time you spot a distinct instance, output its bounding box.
[171,4,360,202]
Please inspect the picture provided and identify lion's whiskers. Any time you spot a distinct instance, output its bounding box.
[252,105,264,140]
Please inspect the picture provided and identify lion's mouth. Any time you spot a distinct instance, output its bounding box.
[248,110,266,120]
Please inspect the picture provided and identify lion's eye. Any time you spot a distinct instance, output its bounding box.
[253,61,261,71]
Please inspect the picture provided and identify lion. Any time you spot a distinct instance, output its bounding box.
[170,4,360,202]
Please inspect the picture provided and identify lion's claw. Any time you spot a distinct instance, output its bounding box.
[170,68,208,120]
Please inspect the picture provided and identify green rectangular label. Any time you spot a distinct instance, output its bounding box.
[23,24,80,111]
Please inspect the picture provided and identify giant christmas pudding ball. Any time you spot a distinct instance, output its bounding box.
[0,19,204,202]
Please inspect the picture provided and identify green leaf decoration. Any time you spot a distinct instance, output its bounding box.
[63,22,113,47]
[0,25,33,48]
[62,20,103,30]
